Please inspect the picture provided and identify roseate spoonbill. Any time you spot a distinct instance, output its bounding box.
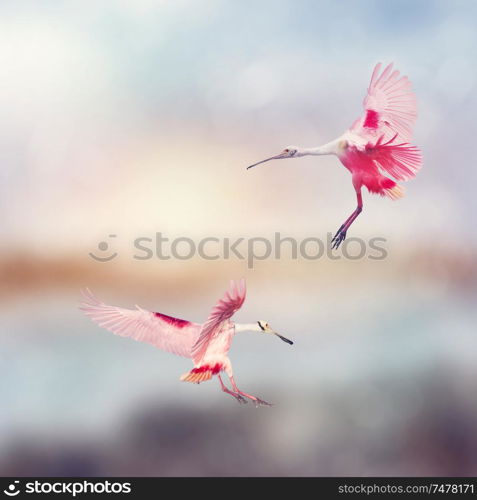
[248,63,422,249]
[80,279,292,406]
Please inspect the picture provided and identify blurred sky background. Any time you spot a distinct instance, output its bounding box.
[1,0,477,476]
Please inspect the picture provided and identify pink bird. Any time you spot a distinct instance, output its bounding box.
[248,62,422,249]
[80,279,293,406]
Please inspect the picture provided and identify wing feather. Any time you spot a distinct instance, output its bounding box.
[80,288,200,358]
[362,134,423,181]
[351,62,417,143]
[191,279,246,364]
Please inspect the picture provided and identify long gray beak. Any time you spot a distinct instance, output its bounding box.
[274,332,293,345]
[247,152,288,170]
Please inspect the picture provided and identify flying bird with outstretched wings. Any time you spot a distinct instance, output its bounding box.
[248,62,422,249]
[80,279,292,406]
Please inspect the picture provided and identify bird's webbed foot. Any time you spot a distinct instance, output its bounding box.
[229,376,273,407]
[233,393,248,404]
[251,397,273,408]
[238,392,273,407]
[331,226,347,250]
[222,387,248,404]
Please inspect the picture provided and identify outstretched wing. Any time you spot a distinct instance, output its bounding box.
[350,62,417,143]
[80,288,200,358]
[191,279,246,364]
[364,134,422,181]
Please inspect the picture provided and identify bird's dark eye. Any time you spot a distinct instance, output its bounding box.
[284,149,289,153]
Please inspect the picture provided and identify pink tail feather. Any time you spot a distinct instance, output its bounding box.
[383,182,405,200]
[363,174,404,200]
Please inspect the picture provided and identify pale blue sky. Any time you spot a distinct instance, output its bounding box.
[0,0,475,245]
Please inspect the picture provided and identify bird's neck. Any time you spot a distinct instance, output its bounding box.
[235,323,261,333]
[300,138,342,156]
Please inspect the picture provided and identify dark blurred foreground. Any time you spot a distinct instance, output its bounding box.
[2,369,477,477]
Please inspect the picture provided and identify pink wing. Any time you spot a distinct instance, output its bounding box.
[351,62,417,143]
[364,135,422,181]
[80,288,201,358]
[191,279,246,364]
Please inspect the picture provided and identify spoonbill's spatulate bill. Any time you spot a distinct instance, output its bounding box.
[80,279,292,406]
[248,63,422,249]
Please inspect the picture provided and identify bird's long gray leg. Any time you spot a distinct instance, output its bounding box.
[218,374,247,404]
[229,376,272,407]
[331,189,363,250]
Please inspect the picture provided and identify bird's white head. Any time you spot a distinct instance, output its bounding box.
[257,320,294,345]
[247,146,303,170]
